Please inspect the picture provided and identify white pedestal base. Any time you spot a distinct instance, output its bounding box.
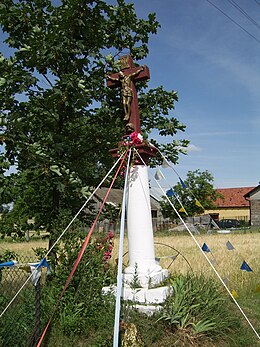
[102,283,172,314]
[103,268,170,315]
[123,267,168,288]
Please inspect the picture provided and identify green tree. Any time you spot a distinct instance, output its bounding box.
[161,169,222,220]
[0,0,188,242]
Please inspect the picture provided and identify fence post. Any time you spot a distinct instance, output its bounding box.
[28,279,41,347]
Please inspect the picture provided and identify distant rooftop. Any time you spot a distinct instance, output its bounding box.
[215,187,255,208]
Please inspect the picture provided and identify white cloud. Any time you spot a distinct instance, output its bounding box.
[186,144,202,152]
[178,143,202,152]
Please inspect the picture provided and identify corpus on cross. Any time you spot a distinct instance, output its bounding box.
[106,55,150,134]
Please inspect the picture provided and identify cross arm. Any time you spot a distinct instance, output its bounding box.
[106,65,150,89]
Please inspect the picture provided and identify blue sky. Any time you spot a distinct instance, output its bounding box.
[131,0,260,189]
[1,1,259,189]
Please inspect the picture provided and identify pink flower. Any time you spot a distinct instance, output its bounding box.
[108,231,114,239]
[130,132,143,145]
[103,251,112,261]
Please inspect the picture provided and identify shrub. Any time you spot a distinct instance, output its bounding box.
[41,230,117,343]
[159,274,238,340]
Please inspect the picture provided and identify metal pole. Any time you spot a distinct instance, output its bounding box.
[113,149,132,347]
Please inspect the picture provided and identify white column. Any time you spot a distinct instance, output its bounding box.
[124,165,165,287]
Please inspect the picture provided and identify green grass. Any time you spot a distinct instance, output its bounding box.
[1,231,260,346]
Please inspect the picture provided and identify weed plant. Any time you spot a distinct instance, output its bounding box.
[155,273,260,346]
[40,230,117,345]
[0,289,35,347]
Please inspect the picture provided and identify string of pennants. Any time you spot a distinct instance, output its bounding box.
[154,163,220,230]
[201,241,260,297]
[155,165,205,215]
[0,258,50,286]
[153,155,260,296]
[151,151,260,340]
[153,240,259,297]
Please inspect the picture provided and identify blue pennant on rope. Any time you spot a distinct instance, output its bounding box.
[0,260,17,268]
[37,257,50,268]
[226,241,235,250]
[240,260,253,272]
[179,177,187,189]
[155,257,160,264]
[166,188,175,197]
[202,243,210,253]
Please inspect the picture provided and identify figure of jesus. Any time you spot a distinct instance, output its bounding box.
[107,67,144,121]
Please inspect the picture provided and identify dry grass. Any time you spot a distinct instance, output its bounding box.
[2,231,260,292]
[112,232,260,293]
[0,239,48,258]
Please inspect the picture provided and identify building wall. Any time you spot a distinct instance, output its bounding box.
[251,200,260,226]
[250,190,260,201]
[206,207,250,221]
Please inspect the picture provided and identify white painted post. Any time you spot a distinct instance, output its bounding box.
[124,164,166,287]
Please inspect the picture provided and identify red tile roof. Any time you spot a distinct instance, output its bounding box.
[244,185,260,198]
[214,187,255,208]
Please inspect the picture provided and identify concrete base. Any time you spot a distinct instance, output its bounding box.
[102,282,172,314]
[102,266,170,315]
[123,268,168,288]
[122,285,171,304]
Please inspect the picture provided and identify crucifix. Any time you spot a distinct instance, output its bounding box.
[106,55,150,133]
[105,55,168,300]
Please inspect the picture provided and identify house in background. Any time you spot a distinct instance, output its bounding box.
[244,185,260,226]
[206,187,255,222]
[93,187,166,231]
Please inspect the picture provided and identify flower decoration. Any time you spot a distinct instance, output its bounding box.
[129,131,143,145]
[95,231,114,262]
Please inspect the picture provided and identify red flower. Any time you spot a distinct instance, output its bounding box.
[130,132,143,145]
[108,231,114,239]
[96,242,103,250]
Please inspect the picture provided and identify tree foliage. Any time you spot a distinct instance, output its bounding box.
[0,0,188,239]
[161,169,222,219]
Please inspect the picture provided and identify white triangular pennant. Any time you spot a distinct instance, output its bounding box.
[162,158,171,168]
[154,169,164,181]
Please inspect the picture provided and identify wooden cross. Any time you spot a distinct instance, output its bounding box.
[106,55,150,133]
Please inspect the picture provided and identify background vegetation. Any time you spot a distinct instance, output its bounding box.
[0,0,188,245]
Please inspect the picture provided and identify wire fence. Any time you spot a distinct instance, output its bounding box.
[0,256,47,347]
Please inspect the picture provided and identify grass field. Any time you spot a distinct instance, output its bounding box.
[1,230,260,345]
[1,231,260,288]
[0,239,48,259]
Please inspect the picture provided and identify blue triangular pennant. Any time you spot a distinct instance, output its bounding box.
[240,260,253,272]
[202,243,210,252]
[0,260,17,268]
[38,257,50,268]
[166,188,175,197]
[179,177,187,188]
[226,241,235,251]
